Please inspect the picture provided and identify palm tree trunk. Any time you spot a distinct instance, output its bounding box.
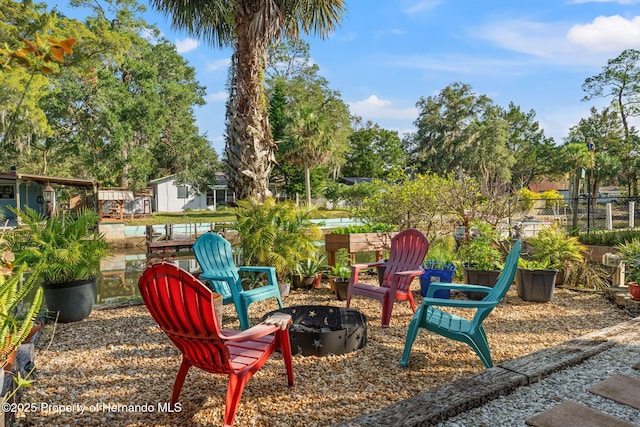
[224,5,276,202]
[305,165,312,206]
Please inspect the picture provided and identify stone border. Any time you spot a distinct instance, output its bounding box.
[1,322,44,427]
[335,318,640,427]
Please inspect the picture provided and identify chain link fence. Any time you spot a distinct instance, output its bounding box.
[523,197,639,233]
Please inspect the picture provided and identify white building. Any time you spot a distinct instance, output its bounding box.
[148,174,233,213]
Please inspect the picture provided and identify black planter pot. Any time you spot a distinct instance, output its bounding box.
[42,277,97,323]
[463,266,501,300]
[292,275,318,290]
[334,279,350,301]
[516,268,558,302]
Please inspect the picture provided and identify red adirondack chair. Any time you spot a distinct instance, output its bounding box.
[137,262,294,427]
[346,228,430,328]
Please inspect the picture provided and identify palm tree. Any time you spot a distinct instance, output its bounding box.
[150,0,346,201]
[281,105,332,205]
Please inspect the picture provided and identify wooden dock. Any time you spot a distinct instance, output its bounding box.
[146,238,195,254]
[145,224,197,253]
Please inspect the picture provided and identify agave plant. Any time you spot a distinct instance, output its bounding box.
[294,256,326,278]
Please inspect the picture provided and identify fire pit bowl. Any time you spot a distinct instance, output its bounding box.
[263,305,367,356]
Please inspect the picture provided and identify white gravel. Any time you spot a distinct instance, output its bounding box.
[438,324,640,427]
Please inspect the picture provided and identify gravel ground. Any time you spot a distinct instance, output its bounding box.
[437,322,640,427]
[14,278,633,427]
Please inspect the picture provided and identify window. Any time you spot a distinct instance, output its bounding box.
[1,185,15,199]
[177,185,188,199]
[216,189,228,205]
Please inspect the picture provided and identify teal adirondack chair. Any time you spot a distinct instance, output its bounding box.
[400,240,521,369]
[193,232,283,330]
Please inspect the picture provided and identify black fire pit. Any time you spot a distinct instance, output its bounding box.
[263,305,367,356]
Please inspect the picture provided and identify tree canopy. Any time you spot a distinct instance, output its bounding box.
[0,0,219,191]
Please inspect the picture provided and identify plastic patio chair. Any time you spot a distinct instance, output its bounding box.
[137,262,294,427]
[400,240,521,369]
[346,228,430,328]
[193,232,283,330]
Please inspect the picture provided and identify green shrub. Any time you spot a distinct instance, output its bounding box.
[577,229,640,246]
[526,225,584,268]
[540,190,566,209]
[517,188,538,211]
[233,198,321,279]
[330,223,397,234]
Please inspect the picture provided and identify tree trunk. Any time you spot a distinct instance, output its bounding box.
[305,165,311,206]
[224,5,276,202]
[120,143,129,188]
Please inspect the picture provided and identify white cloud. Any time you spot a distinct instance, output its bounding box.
[474,20,573,59]
[567,15,640,52]
[348,95,418,121]
[471,17,637,66]
[206,91,227,102]
[206,58,231,71]
[402,0,441,14]
[377,29,407,37]
[175,38,199,54]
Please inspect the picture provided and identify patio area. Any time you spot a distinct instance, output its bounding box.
[17,278,632,426]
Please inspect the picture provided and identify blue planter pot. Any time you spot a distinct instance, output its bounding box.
[419,262,456,298]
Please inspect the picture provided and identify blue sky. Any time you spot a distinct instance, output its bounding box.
[62,0,640,155]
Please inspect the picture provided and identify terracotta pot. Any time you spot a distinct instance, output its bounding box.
[2,348,18,373]
[25,321,43,344]
[628,282,640,301]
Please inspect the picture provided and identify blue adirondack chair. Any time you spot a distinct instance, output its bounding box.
[400,240,521,369]
[193,232,283,330]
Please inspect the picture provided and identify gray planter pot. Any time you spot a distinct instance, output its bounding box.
[42,277,97,323]
[463,266,501,300]
[516,268,558,302]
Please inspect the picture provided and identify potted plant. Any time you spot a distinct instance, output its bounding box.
[525,225,585,286]
[458,221,504,300]
[292,256,325,290]
[515,259,558,302]
[331,264,351,301]
[419,235,457,299]
[615,238,640,300]
[7,207,109,323]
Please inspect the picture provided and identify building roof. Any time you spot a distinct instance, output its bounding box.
[98,189,134,201]
[0,172,97,188]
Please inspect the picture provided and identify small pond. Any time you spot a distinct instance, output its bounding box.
[96,224,385,307]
